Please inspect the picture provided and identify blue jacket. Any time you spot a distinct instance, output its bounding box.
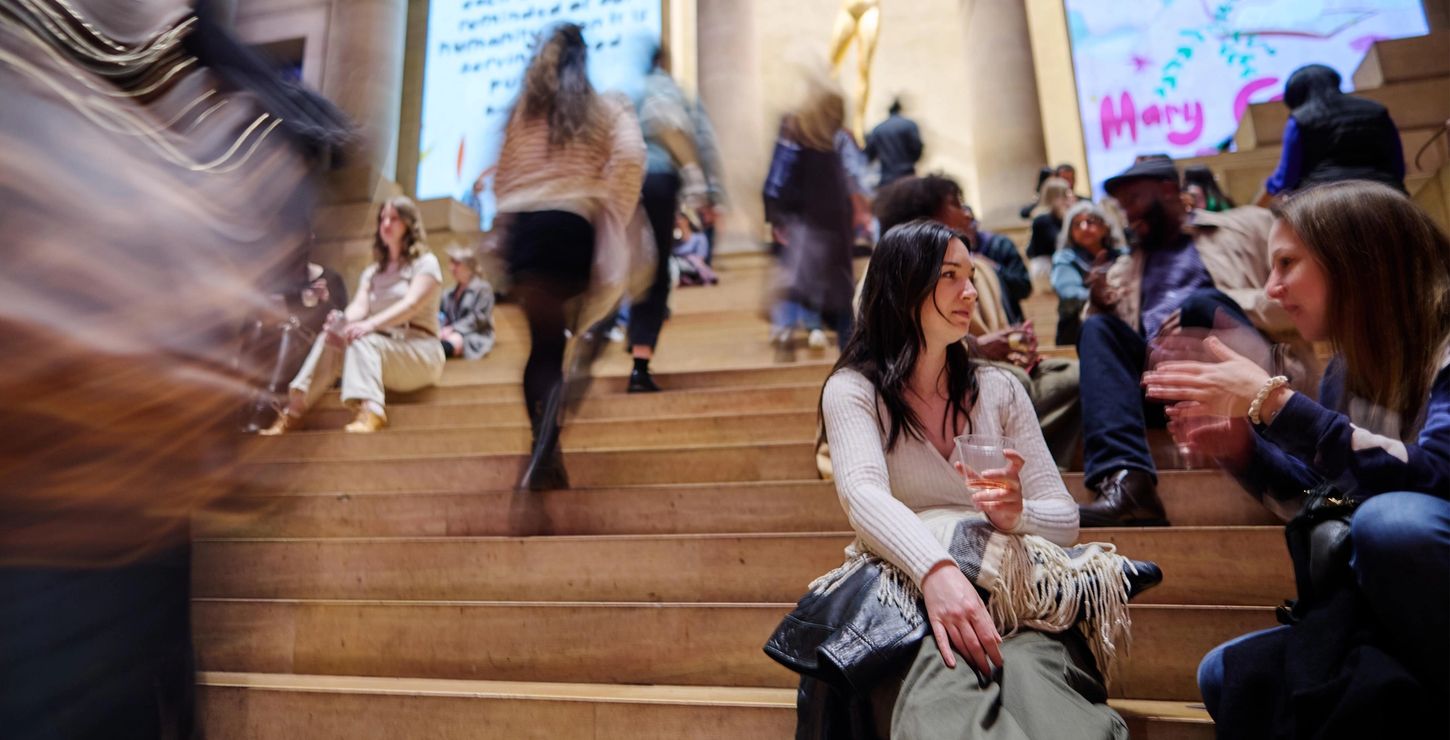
[1238,356,1450,501]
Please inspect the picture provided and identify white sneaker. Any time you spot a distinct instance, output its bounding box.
[807,329,828,350]
[607,326,625,343]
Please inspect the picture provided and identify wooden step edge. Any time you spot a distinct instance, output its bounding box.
[397,380,826,398]
[193,598,1268,616]
[198,672,792,707]
[214,479,836,498]
[246,409,819,438]
[244,440,818,465]
[192,525,1280,545]
[199,672,1212,725]
[192,597,801,608]
[438,360,836,386]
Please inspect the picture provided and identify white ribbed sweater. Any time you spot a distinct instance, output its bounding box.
[821,367,1080,586]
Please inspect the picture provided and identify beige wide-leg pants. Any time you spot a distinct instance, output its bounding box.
[289,330,444,411]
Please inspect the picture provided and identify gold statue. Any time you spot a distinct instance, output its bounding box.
[828,0,882,142]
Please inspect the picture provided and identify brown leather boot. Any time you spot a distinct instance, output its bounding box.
[1079,469,1170,527]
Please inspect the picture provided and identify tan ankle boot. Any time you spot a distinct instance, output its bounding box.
[344,408,386,433]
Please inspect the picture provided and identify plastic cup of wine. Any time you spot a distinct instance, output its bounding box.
[955,434,1014,492]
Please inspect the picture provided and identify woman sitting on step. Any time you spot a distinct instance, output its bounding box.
[1145,180,1450,736]
[262,196,445,435]
[794,220,1161,738]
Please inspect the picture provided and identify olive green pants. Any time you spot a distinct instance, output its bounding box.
[890,630,1127,740]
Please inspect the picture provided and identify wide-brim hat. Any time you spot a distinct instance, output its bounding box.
[1103,157,1179,195]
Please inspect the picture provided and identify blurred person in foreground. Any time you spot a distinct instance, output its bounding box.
[0,0,350,736]
[763,68,856,359]
[1145,181,1449,736]
[625,43,721,392]
[260,196,446,435]
[493,23,645,491]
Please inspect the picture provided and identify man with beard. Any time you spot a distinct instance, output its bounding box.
[1075,157,1312,526]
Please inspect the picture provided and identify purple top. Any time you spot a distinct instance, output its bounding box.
[1138,234,1213,337]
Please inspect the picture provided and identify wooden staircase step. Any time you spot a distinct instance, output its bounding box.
[228,466,1278,527]
[199,672,794,739]
[304,384,822,429]
[246,443,1278,523]
[199,672,1213,739]
[192,527,1291,606]
[250,411,818,458]
[197,481,846,538]
[1353,30,1450,89]
[433,360,833,394]
[192,599,1275,701]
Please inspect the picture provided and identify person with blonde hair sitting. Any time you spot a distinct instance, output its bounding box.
[439,245,496,360]
[262,196,445,434]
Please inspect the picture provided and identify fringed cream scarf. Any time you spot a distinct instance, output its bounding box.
[809,510,1135,680]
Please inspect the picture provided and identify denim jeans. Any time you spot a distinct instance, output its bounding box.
[773,300,853,350]
[1078,287,1251,487]
[1197,491,1450,718]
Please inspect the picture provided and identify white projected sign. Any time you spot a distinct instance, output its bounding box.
[417,0,662,227]
[1063,0,1429,195]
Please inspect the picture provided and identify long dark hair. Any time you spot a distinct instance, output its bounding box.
[1272,181,1450,437]
[823,219,980,451]
[517,23,603,148]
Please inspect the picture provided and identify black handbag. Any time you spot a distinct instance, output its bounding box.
[1277,480,1360,624]
[763,559,928,693]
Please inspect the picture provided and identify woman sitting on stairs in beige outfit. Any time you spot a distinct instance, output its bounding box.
[262,196,445,435]
[804,220,1163,738]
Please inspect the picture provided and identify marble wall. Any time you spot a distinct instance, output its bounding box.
[697,0,1047,243]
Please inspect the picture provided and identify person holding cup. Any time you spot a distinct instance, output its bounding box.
[1143,181,1450,735]
[812,219,1160,737]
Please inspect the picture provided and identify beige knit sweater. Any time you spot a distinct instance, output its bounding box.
[821,366,1080,587]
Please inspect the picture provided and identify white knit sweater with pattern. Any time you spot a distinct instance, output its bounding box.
[821,366,1080,587]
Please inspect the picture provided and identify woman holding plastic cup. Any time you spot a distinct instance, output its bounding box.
[800,219,1160,737]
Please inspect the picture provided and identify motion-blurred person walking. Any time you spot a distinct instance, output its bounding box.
[494,23,645,490]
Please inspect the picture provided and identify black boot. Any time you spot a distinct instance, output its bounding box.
[1123,559,1163,599]
[1079,469,1170,527]
[518,390,569,492]
[627,360,661,393]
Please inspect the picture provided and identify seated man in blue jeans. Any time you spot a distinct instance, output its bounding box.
[1077,158,1314,525]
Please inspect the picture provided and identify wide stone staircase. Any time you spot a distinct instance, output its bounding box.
[192,251,1293,738]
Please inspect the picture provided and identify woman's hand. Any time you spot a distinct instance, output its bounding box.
[954,449,1026,532]
[342,319,377,343]
[1143,336,1272,418]
[1166,407,1256,470]
[921,560,1003,675]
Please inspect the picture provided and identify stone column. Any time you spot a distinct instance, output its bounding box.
[320,0,409,180]
[697,0,767,254]
[963,0,1048,226]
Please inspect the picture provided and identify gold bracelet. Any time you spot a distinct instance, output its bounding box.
[1248,375,1290,425]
